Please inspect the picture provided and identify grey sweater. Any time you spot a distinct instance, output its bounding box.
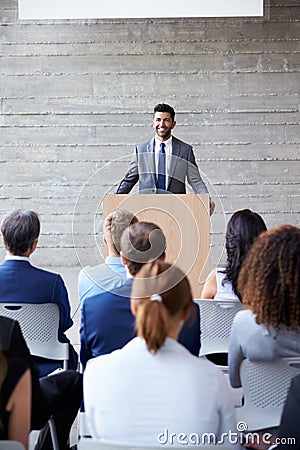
[228,309,300,387]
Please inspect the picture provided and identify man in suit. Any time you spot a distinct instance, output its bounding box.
[116,103,215,214]
[80,221,201,368]
[0,209,77,376]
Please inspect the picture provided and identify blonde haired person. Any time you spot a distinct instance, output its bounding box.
[84,261,236,447]
[78,209,138,304]
[0,350,31,449]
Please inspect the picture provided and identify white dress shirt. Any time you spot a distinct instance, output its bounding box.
[5,255,30,262]
[84,337,237,447]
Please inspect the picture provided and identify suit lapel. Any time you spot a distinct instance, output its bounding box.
[168,137,180,189]
[147,138,156,170]
[144,138,156,185]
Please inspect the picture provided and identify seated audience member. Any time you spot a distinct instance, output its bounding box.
[78,209,138,304]
[80,221,201,368]
[229,225,300,388]
[243,374,300,450]
[0,349,31,449]
[121,221,201,356]
[0,315,82,450]
[0,209,78,376]
[84,261,236,447]
[202,209,267,301]
[80,221,166,368]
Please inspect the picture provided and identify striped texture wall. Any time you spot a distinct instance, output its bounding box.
[0,0,299,267]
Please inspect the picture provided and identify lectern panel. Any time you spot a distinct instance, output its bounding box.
[103,194,209,298]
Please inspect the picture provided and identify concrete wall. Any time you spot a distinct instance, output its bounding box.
[0,0,299,268]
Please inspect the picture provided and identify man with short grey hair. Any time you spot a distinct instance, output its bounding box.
[0,209,77,377]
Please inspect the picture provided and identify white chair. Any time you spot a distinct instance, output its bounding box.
[0,302,69,369]
[195,299,244,357]
[0,442,25,450]
[235,357,300,431]
[78,439,232,450]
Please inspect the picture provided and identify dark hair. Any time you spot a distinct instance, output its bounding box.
[1,209,40,255]
[223,209,267,298]
[120,222,166,276]
[238,225,300,331]
[131,260,193,354]
[153,103,175,121]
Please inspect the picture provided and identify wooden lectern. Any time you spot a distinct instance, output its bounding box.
[103,194,210,298]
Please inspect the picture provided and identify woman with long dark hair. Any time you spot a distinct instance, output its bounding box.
[202,209,267,301]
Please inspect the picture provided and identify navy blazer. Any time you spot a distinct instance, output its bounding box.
[0,259,77,376]
[116,136,208,194]
[80,278,201,368]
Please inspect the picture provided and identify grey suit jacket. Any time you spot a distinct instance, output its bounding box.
[116,136,208,194]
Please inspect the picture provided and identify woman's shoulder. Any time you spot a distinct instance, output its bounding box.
[85,337,141,371]
[232,308,254,328]
[1,356,29,407]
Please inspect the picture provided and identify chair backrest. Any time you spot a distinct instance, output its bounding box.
[0,302,69,369]
[194,299,244,356]
[78,439,232,450]
[0,441,25,450]
[236,357,300,431]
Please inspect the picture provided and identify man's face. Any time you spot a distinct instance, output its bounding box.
[152,112,176,141]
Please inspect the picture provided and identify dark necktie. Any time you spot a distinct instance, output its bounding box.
[157,142,166,192]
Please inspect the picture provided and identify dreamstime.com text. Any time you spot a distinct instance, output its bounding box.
[157,423,296,446]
